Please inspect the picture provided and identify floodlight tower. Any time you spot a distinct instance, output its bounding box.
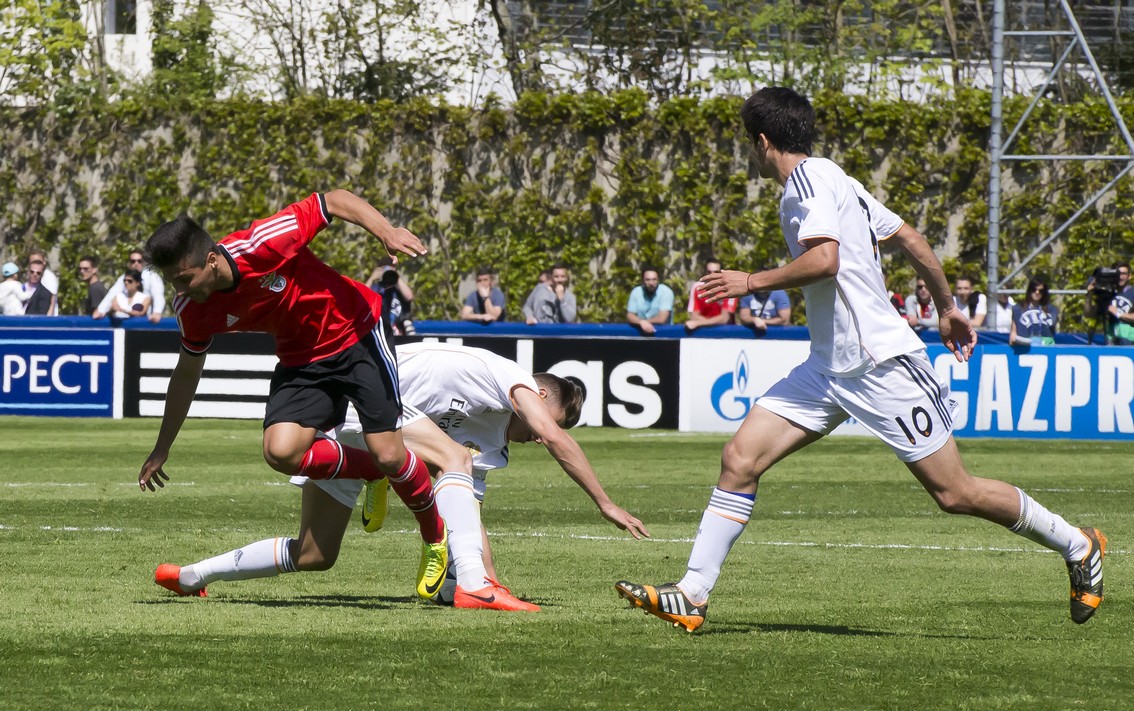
[987,0,1134,329]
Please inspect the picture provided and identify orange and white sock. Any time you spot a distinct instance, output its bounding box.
[180,537,296,590]
[678,488,755,603]
[1009,487,1089,561]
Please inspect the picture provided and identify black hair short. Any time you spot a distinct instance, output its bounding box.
[144,216,214,271]
[740,87,816,156]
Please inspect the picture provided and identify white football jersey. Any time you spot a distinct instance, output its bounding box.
[397,342,539,476]
[779,157,925,375]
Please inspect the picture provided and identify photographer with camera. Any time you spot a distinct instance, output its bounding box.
[368,257,416,336]
[1084,262,1133,345]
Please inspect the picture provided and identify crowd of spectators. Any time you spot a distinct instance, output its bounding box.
[4,245,1132,347]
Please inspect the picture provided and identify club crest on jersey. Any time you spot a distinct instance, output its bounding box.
[463,441,482,456]
[260,271,287,293]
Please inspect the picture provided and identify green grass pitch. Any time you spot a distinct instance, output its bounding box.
[1,417,1130,710]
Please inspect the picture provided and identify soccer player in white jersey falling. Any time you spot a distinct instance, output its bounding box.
[347,343,649,609]
[615,87,1106,632]
[155,343,648,611]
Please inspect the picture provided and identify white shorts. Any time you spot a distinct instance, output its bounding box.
[288,402,489,508]
[757,350,956,463]
[288,403,431,508]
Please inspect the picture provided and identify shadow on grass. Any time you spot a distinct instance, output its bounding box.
[704,621,1007,640]
[137,594,419,610]
[704,621,896,637]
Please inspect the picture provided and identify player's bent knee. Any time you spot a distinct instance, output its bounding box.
[263,446,304,475]
[931,488,978,516]
[720,440,764,486]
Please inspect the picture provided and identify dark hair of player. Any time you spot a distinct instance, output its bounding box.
[144,216,214,271]
[534,373,586,429]
[641,266,661,279]
[740,87,815,156]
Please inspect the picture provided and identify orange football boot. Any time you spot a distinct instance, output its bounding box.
[454,578,540,612]
[615,580,706,632]
[154,563,207,598]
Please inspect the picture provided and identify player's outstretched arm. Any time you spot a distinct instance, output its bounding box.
[323,189,428,264]
[699,239,839,303]
[139,350,206,492]
[512,388,650,539]
[889,223,976,361]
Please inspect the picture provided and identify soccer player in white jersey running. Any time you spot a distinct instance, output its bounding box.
[154,343,648,611]
[615,87,1106,632]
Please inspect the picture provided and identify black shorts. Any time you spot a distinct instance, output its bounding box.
[263,325,402,433]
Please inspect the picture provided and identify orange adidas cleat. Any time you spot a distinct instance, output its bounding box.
[454,578,540,612]
[1068,527,1106,624]
[615,580,706,632]
[154,563,207,598]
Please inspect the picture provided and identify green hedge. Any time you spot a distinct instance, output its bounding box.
[2,90,1132,325]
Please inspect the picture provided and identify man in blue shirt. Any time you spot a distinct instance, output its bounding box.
[626,267,674,336]
[461,266,507,323]
[738,289,792,332]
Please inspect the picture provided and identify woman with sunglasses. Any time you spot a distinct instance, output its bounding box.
[111,269,152,319]
[1010,277,1058,346]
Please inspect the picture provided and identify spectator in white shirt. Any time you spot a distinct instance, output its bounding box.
[0,262,33,315]
[94,250,166,323]
[953,277,987,328]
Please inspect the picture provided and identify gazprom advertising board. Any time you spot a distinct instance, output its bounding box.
[679,340,1134,440]
[0,328,122,417]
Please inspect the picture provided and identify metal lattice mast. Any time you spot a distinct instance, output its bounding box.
[987,0,1134,329]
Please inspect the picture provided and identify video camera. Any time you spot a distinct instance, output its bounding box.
[1092,266,1121,293]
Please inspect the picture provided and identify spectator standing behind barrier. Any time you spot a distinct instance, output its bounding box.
[78,256,109,316]
[23,259,56,315]
[992,292,1014,333]
[368,256,416,335]
[626,266,674,335]
[1010,277,1058,346]
[112,269,152,318]
[738,288,791,332]
[26,249,59,315]
[905,278,937,331]
[461,267,506,323]
[94,250,167,323]
[523,263,577,324]
[0,262,32,315]
[1084,262,1134,345]
[953,277,987,328]
[686,257,738,331]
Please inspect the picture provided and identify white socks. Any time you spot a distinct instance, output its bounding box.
[179,537,297,591]
[1009,487,1089,561]
[433,472,490,591]
[677,488,755,603]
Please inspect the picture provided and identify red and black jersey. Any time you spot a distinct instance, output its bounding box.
[173,193,382,367]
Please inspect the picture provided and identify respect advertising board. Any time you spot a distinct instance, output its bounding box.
[679,340,1134,440]
[0,328,123,417]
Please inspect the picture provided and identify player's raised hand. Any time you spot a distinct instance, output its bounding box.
[938,307,977,362]
[599,502,651,540]
[698,269,752,302]
[380,227,428,264]
[138,450,171,492]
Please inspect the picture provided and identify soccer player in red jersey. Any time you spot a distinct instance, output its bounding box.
[138,189,449,601]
